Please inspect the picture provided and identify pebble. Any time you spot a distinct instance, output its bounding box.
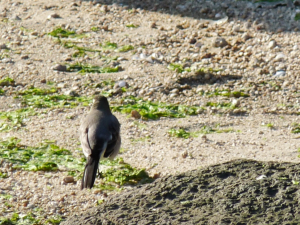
[195,42,203,48]
[231,99,240,107]
[52,64,67,72]
[57,83,67,88]
[181,151,188,158]
[170,93,178,98]
[131,110,141,119]
[64,90,77,96]
[63,176,75,183]
[11,15,21,20]
[212,37,228,48]
[0,44,8,49]
[21,55,29,60]
[27,203,35,209]
[2,58,14,63]
[232,25,240,32]
[268,40,277,49]
[48,13,61,19]
[118,80,128,88]
[256,175,267,180]
[242,33,252,41]
[274,53,285,62]
[273,70,286,77]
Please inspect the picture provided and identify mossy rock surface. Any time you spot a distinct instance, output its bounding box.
[62,159,300,224]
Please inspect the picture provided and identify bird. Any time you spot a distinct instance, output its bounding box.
[80,95,121,189]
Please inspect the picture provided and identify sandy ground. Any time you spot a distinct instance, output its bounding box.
[0,0,300,222]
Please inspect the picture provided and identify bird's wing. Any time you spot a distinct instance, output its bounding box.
[104,115,121,158]
[80,124,92,158]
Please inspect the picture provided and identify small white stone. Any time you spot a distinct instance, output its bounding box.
[293,45,298,50]
[201,58,210,64]
[64,90,77,96]
[233,25,240,32]
[215,13,222,18]
[231,99,240,107]
[118,80,127,88]
[256,175,267,180]
[273,70,286,77]
[170,88,179,93]
[170,93,178,98]
[274,53,285,62]
[57,83,67,88]
[140,53,147,59]
[268,40,277,49]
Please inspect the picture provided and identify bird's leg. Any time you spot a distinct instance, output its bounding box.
[97,168,103,178]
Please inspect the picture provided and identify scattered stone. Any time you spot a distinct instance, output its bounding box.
[268,40,277,49]
[231,99,240,107]
[176,24,184,30]
[215,13,222,19]
[153,173,160,179]
[64,57,72,61]
[21,55,29,60]
[242,33,252,41]
[57,83,67,88]
[232,25,240,32]
[63,176,75,183]
[11,15,21,20]
[64,90,77,96]
[212,37,228,48]
[52,64,67,72]
[93,189,103,194]
[27,203,35,209]
[0,44,8,49]
[181,151,188,158]
[150,22,156,28]
[100,5,108,12]
[195,42,203,48]
[189,38,197,44]
[256,175,267,180]
[48,13,61,19]
[169,93,178,98]
[118,80,128,88]
[131,110,141,119]
[31,31,39,36]
[1,58,14,63]
[273,70,286,77]
[274,53,286,62]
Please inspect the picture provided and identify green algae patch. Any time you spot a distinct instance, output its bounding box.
[111,96,204,120]
[66,63,120,74]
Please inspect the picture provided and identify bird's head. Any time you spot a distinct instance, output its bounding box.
[92,95,111,112]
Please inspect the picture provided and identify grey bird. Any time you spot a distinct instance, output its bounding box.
[80,96,121,189]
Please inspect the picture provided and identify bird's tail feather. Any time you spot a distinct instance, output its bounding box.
[81,156,100,189]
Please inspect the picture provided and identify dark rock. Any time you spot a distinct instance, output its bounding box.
[62,159,300,225]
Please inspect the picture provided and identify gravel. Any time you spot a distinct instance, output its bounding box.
[0,0,300,223]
